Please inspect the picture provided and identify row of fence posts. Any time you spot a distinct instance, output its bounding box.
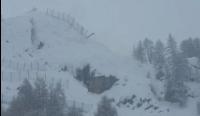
[1,94,9,105]
[1,59,47,71]
[1,70,47,82]
[45,8,89,38]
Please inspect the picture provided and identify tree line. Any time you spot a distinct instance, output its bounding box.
[1,77,118,116]
[133,35,200,106]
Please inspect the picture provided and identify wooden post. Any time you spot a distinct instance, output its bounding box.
[86,33,95,39]
[19,70,21,81]
[27,70,30,80]
[30,62,33,71]
[10,72,12,82]
[37,62,39,71]
[9,60,11,69]
[45,72,46,81]
[23,62,26,71]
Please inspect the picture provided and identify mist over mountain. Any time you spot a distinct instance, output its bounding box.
[1,1,200,116]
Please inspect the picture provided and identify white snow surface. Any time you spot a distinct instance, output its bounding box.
[1,10,200,116]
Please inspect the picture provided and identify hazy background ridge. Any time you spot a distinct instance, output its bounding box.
[2,0,200,56]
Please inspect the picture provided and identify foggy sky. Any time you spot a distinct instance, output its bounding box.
[2,0,200,56]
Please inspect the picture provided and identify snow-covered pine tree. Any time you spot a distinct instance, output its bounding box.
[143,38,154,64]
[133,40,146,63]
[180,38,194,58]
[164,35,190,106]
[180,38,200,59]
[193,38,200,59]
[152,40,165,80]
[164,34,178,78]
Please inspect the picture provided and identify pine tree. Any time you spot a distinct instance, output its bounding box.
[143,38,154,64]
[75,64,96,86]
[67,104,83,116]
[165,35,178,78]
[153,40,165,80]
[197,102,200,115]
[32,78,49,115]
[164,54,190,105]
[164,35,190,106]
[7,79,34,116]
[180,38,200,59]
[180,38,194,58]
[193,38,200,59]
[153,40,165,68]
[164,77,188,106]
[173,53,191,82]
[47,81,66,116]
[95,96,117,116]
[134,40,146,63]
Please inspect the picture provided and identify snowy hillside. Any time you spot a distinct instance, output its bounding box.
[1,10,200,116]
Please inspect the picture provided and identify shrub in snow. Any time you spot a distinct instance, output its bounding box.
[155,69,165,81]
[75,64,118,94]
[117,94,136,107]
[60,65,68,72]
[164,37,190,107]
[75,64,96,85]
[37,41,44,49]
[95,96,117,116]
[88,75,118,94]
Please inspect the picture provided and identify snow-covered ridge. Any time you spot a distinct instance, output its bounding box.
[2,9,200,116]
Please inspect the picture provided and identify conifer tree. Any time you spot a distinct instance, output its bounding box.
[143,38,154,64]
[7,79,34,116]
[134,40,146,63]
[164,35,190,106]
[153,40,165,68]
[47,81,66,116]
[95,96,117,116]
[32,78,49,115]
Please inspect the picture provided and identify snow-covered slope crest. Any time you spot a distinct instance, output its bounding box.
[2,9,119,73]
[2,10,199,116]
[1,9,149,110]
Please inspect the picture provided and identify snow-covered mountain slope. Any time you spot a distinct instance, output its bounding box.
[1,10,200,116]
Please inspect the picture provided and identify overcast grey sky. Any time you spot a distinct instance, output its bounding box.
[2,0,200,56]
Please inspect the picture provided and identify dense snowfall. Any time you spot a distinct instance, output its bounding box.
[1,9,200,116]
